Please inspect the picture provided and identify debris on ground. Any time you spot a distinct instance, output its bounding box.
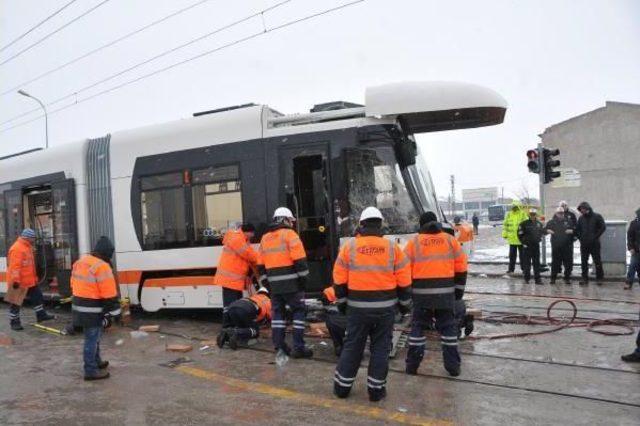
[166,344,193,353]
[138,325,160,332]
[319,341,328,346]
[397,407,408,413]
[199,345,210,351]
[115,338,124,346]
[200,340,217,346]
[130,330,149,339]
[308,323,328,337]
[275,349,289,367]
[0,334,13,346]
[159,357,193,368]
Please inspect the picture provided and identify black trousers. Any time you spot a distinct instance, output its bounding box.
[227,300,259,341]
[551,243,573,280]
[580,241,604,280]
[334,308,394,398]
[222,288,243,328]
[8,286,46,324]
[406,307,460,373]
[508,245,523,272]
[521,244,541,281]
[325,312,347,353]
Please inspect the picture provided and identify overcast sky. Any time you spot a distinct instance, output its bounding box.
[1,0,639,200]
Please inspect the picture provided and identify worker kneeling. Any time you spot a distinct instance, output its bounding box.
[217,287,271,350]
[321,286,347,356]
[404,211,467,377]
[71,236,121,381]
[332,207,412,402]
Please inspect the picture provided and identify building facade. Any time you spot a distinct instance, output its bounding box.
[540,101,640,220]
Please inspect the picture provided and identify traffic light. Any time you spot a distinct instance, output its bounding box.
[526,149,540,174]
[543,148,561,183]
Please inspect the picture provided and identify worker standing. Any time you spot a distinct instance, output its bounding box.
[217,287,271,350]
[472,213,480,235]
[625,207,640,289]
[6,229,55,331]
[258,207,313,359]
[502,201,528,275]
[545,207,575,284]
[71,236,121,381]
[453,216,474,257]
[576,201,606,285]
[332,207,411,402]
[214,223,258,343]
[518,209,545,284]
[404,211,467,377]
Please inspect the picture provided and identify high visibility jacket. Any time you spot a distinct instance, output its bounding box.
[333,232,412,311]
[258,225,309,295]
[248,293,272,323]
[71,254,121,327]
[404,225,467,309]
[214,229,259,291]
[454,223,474,244]
[502,205,528,245]
[7,237,37,288]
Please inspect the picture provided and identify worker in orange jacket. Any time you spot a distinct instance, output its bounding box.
[453,216,474,257]
[217,287,271,350]
[404,211,467,377]
[332,207,412,402]
[7,229,54,331]
[71,236,121,381]
[214,224,258,328]
[258,207,313,359]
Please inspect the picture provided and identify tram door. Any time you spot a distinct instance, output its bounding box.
[279,142,335,293]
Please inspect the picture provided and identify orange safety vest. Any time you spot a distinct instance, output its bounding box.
[7,237,37,288]
[71,254,120,326]
[214,229,258,291]
[454,223,474,244]
[404,232,467,300]
[333,234,411,310]
[248,293,272,322]
[258,226,309,294]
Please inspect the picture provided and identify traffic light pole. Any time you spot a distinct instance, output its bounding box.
[538,142,547,266]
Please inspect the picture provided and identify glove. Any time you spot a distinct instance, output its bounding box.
[455,289,464,300]
[102,314,113,329]
[337,302,347,315]
[12,282,19,290]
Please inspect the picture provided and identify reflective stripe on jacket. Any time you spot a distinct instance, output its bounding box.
[404,231,467,309]
[258,227,309,295]
[332,234,411,311]
[248,293,272,322]
[7,237,37,288]
[214,229,258,291]
[71,254,120,327]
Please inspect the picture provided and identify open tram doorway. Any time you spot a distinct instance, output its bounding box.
[280,143,335,293]
[2,179,78,297]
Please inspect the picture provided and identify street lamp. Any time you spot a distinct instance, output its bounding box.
[17,89,48,149]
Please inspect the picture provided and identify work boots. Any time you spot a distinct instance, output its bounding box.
[216,329,230,348]
[621,351,640,363]
[290,346,313,359]
[84,370,110,381]
[228,332,239,351]
[98,360,109,369]
[36,312,55,323]
[368,387,387,402]
[10,320,24,331]
[623,281,633,290]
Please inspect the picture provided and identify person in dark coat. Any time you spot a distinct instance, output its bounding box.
[518,209,545,284]
[472,213,480,235]
[625,207,640,289]
[545,207,576,284]
[576,202,606,285]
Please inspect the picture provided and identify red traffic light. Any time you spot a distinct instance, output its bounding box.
[527,149,540,173]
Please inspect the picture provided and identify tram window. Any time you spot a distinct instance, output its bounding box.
[191,165,243,246]
[0,201,5,256]
[140,172,188,249]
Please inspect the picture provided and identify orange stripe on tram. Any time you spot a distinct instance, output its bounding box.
[143,276,216,288]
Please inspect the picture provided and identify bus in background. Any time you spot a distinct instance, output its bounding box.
[488,204,509,226]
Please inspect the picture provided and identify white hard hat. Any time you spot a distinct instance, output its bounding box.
[257,287,269,295]
[273,207,295,219]
[359,206,384,222]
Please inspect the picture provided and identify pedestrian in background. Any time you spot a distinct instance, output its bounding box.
[502,201,528,275]
[545,207,576,284]
[576,202,606,285]
[472,213,480,235]
[625,207,640,290]
[518,209,545,284]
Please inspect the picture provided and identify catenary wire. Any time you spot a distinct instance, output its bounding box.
[0,0,215,99]
[0,0,293,127]
[0,0,365,135]
[0,0,113,67]
[0,0,79,54]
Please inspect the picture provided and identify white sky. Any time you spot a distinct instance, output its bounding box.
[1,0,639,200]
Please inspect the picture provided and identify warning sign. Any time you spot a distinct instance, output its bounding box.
[551,168,581,188]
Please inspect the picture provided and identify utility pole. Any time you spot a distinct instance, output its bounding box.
[450,175,455,217]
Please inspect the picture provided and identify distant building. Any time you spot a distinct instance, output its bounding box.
[540,101,640,220]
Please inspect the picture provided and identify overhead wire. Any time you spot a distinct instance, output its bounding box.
[0,0,293,127]
[0,0,79,54]
[0,0,366,135]
[0,0,113,67]
[0,0,215,99]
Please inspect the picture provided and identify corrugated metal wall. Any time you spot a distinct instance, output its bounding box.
[86,135,115,251]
